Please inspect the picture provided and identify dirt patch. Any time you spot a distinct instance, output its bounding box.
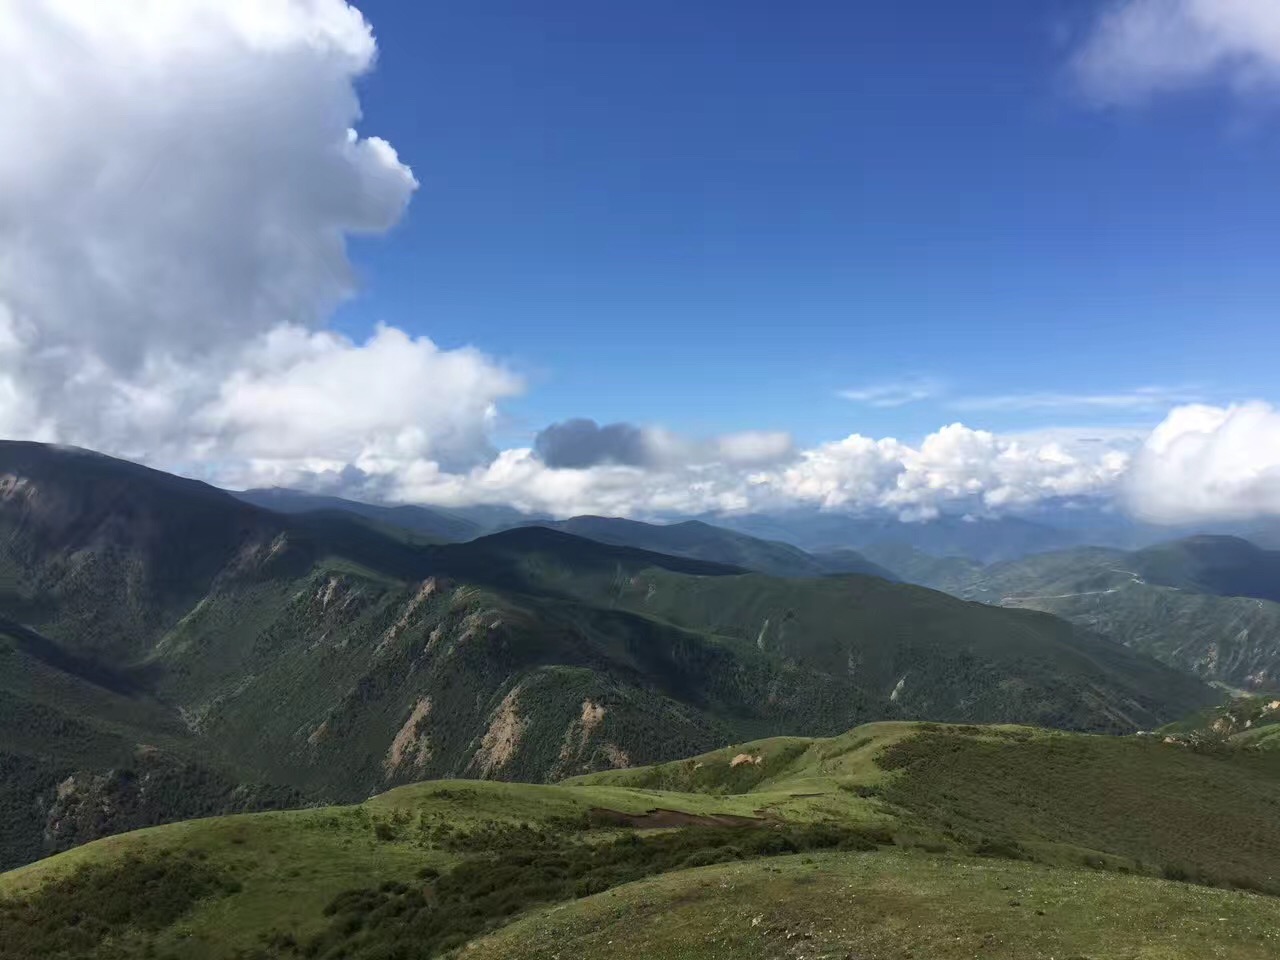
[599,743,630,768]
[590,807,769,829]
[730,753,763,768]
[384,696,433,776]
[554,699,629,775]
[307,720,330,746]
[580,699,606,736]
[472,686,526,777]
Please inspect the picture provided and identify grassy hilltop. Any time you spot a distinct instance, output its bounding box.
[4,720,1279,959]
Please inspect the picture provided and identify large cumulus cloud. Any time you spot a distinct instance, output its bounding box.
[349,422,1132,521]
[0,0,516,477]
[1124,403,1280,523]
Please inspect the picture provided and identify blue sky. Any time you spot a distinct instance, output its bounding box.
[6,0,1280,521]
[342,0,1278,448]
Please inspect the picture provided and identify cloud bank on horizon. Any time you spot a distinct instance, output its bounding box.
[0,0,1276,523]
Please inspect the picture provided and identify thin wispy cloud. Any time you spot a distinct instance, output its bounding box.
[838,379,943,408]
[952,386,1204,413]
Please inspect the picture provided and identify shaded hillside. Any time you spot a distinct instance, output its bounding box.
[897,537,1280,690]
[557,565,1216,733]
[236,488,484,543]
[1131,536,1280,603]
[535,515,897,579]
[712,510,1083,562]
[0,621,300,869]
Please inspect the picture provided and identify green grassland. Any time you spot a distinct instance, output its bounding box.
[467,851,1280,960]
[4,720,1279,959]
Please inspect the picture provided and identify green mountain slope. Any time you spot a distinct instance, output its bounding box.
[896,537,1280,690]
[544,559,1216,733]
[536,515,898,579]
[0,441,1218,870]
[4,721,1279,960]
[0,619,302,869]
[1129,535,1280,603]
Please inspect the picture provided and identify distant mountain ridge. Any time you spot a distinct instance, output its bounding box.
[234,488,546,543]
[235,490,900,580]
[531,515,898,580]
[708,511,1085,563]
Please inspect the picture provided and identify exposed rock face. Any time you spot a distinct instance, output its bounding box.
[471,686,526,778]
[384,696,434,777]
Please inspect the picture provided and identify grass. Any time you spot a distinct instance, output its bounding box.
[569,721,917,823]
[245,822,890,959]
[0,807,434,959]
[6,721,1280,958]
[877,726,1280,892]
[0,777,815,958]
[465,849,1280,960]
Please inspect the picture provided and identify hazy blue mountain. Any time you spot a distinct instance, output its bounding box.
[237,488,552,542]
[235,488,485,542]
[534,515,898,580]
[709,510,1081,563]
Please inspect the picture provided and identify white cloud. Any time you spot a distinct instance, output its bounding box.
[0,0,529,484]
[327,422,1130,522]
[774,423,1129,521]
[953,386,1202,412]
[203,324,522,474]
[1125,402,1280,522]
[839,379,942,407]
[1074,0,1280,103]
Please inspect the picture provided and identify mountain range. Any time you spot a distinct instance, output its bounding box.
[881,536,1280,690]
[0,440,1218,868]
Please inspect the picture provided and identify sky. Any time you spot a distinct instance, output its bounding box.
[2,0,1280,522]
